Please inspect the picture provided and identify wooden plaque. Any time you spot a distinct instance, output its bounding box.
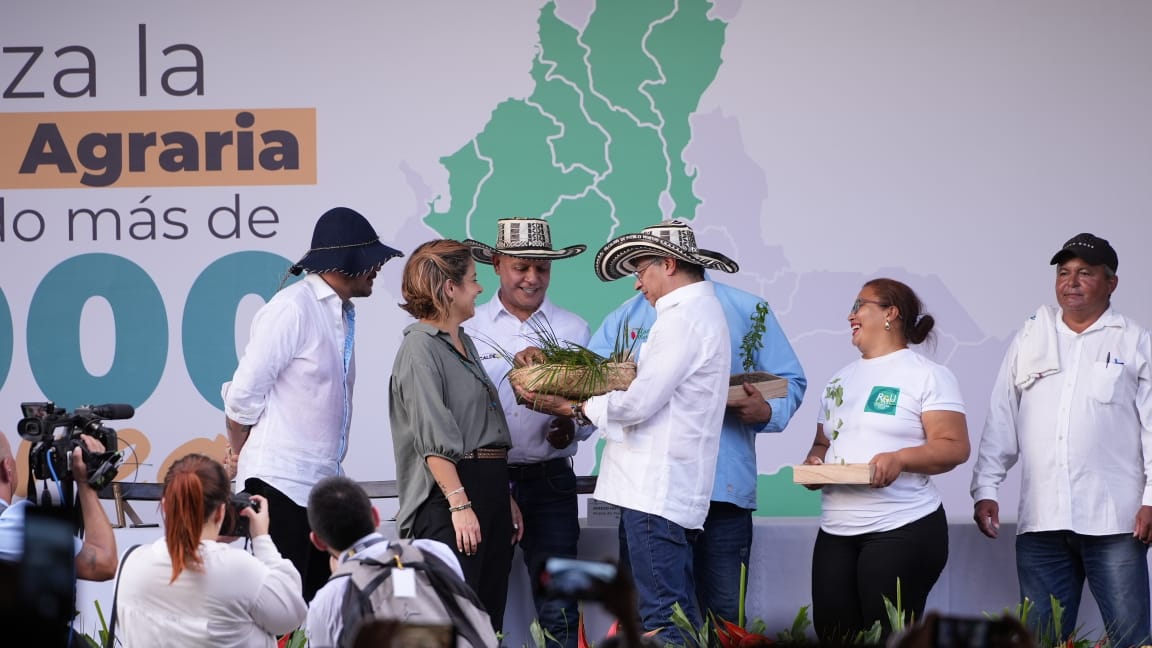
[727,372,789,401]
[792,463,875,485]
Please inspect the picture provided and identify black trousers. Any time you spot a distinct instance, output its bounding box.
[244,478,330,603]
[411,458,513,632]
[811,505,948,644]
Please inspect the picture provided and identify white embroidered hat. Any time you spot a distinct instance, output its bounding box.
[465,218,587,265]
[593,219,739,281]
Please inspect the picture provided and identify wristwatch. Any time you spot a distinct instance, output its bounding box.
[570,400,592,426]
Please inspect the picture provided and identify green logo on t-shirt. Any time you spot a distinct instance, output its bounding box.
[865,386,900,415]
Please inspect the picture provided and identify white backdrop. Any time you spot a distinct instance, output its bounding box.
[3,0,1152,639]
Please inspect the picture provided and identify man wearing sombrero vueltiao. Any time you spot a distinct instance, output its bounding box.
[587,224,807,627]
[463,218,591,648]
[222,207,404,601]
[516,219,736,635]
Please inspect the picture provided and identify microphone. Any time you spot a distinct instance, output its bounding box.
[82,403,136,420]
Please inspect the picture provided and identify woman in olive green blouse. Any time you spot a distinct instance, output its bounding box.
[389,238,523,632]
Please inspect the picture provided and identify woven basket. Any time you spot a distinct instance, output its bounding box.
[508,361,637,399]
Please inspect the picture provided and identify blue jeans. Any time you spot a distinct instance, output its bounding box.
[693,502,753,624]
[511,460,580,648]
[619,507,701,637]
[1016,531,1151,648]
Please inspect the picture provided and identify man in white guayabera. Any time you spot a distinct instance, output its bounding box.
[972,232,1152,648]
[515,219,734,636]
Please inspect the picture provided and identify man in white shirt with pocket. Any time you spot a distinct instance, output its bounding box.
[971,233,1152,648]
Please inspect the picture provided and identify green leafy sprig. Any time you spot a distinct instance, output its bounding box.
[739,302,770,373]
[823,377,845,464]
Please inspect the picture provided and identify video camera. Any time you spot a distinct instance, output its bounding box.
[17,401,133,491]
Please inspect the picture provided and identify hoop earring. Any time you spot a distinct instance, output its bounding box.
[884,318,891,331]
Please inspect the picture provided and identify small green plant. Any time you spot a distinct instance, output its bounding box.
[883,577,911,634]
[777,604,812,644]
[525,619,548,648]
[823,377,846,464]
[73,599,109,647]
[669,601,710,648]
[990,595,1099,648]
[739,302,770,373]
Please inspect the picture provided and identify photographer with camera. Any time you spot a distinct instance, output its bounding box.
[112,453,306,647]
[0,431,118,582]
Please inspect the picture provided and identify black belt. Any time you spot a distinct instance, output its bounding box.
[508,457,571,481]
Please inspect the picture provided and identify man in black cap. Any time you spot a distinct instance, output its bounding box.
[972,233,1152,648]
[222,207,403,601]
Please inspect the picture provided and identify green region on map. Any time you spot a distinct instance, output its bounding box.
[425,0,724,327]
[424,0,815,516]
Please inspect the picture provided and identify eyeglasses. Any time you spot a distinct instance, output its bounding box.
[850,298,889,314]
[632,258,663,280]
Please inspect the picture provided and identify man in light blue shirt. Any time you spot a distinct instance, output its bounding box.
[588,278,807,624]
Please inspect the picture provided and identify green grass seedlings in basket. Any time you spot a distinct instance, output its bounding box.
[505,319,640,400]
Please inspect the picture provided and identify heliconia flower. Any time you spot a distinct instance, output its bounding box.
[716,619,774,648]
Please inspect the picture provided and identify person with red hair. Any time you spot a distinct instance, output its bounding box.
[113,453,307,647]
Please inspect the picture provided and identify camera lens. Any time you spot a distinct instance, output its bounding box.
[17,418,42,441]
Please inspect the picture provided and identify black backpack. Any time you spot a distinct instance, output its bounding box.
[331,539,497,648]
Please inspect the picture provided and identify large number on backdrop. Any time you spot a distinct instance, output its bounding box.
[17,251,294,412]
[183,250,297,409]
[0,290,10,390]
[28,253,166,407]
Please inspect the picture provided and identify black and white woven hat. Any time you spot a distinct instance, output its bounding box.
[465,218,586,265]
[593,219,739,281]
[289,207,403,277]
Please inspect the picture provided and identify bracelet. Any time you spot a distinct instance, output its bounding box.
[448,501,473,513]
[444,486,465,498]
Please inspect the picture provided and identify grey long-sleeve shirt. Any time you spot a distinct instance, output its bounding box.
[389,322,512,535]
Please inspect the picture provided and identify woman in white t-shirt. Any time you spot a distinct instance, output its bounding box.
[113,453,307,647]
[802,278,970,643]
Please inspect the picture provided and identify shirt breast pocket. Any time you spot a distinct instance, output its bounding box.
[1089,362,1128,403]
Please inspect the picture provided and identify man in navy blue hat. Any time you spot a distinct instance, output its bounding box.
[222,206,403,601]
